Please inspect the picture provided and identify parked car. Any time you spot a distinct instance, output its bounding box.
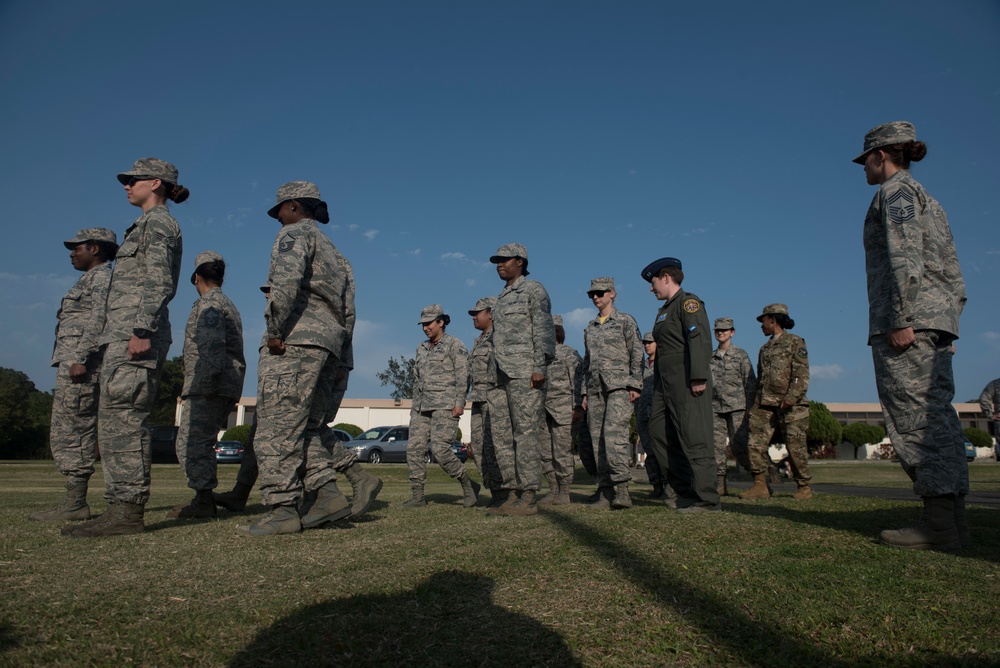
[214,440,245,464]
[330,428,354,444]
[429,442,469,464]
[965,441,976,463]
[149,425,179,464]
[347,425,410,464]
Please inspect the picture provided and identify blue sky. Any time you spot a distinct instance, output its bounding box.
[1,0,998,404]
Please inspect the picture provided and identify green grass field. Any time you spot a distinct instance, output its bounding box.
[2,460,999,667]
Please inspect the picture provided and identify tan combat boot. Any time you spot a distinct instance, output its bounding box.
[879,496,961,550]
[502,490,538,516]
[738,473,772,500]
[538,472,559,505]
[342,464,383,517]
[611,483,632,509]
[167,489,217,519]
[63,501,144,538]
[459,472,481,508]
[301,482,352,528]
[400,485,426,509]
[237,504,301,536]
[487,490,520,515]
[549,483,571,506]
[29,480,91,522]
[792,484,814,500]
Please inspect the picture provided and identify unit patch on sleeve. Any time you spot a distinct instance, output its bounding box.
[683,299,700,314]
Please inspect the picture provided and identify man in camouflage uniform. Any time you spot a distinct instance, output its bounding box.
[710,317,755,496]
[486,243,555,516]
[979,378,1000,440]
[402,304,478,508]
[64,158,185,538]
[30,228,116,522]
[540,314,583,506]
[581,278,644,509]
[636,331,669,500]
[239,182,356,536]
[739,304,812,500]
[168,251,246,519]
[467,297,503,503]
[641,257,720,512]
[857,121,968,549]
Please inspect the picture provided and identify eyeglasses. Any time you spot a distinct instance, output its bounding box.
[588,290,608,298]
[714,329,733,334]
[125,176,154,187]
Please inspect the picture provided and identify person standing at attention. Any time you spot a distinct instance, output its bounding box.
[540,314,584,506]
[709,317,755,496]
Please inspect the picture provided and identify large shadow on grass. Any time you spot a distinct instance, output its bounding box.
[228,570,581,667]
[0,622,20,657]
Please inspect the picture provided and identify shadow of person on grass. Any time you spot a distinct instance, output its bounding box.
[228,570,580,668]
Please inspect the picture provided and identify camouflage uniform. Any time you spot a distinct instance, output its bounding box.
[747,329,811,485]
[635,353,663,487]
[49,258,112,483]
[176,279,246,492]
[98,205,182,504]
[256,210,354,507]
[865,168,967,498]
[468,307,502,490]
[582,307,644,487]
[545,340,584,489]
[710,343,755,475]
[488,274,555,493]
[980,378,1000,439]
[408,325,470,486]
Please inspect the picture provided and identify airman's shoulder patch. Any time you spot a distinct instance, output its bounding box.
[797,347,808,358]
[683,299,700,314]
[279,234,296,253]
[202,307,221,328]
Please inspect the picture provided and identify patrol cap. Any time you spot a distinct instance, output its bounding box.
[490,243,528,263]
[640,257,682,282]
[587,277,615,294]
[419,303,446,324]
[553,315,564,327]
[852,121,917,164]
[64,227,117,250]
[756,304,789,322]
[268,181,323,219]
[642,331,654,343]
[468,296,496,315]
[714,317,734,330]
[191,250,225,285]
[117,157,178,185]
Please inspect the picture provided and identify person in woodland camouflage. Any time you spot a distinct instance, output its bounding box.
[857,121,969,549]
[63,158,186,538]
[710,317,755,496]
[486,243,555,517]
[540,314,584,506]
[979,378,1000,440]
[30,229,117,523]
[402,304,479,508]
[739,304,813,501]
[467,297,503,503]
[238,181,356,536]
[581,278,643,510]
[635,331,669,500]
[167,251,246,519]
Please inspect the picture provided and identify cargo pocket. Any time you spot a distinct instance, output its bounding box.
[257,359,302,422]
[104,364,152,411]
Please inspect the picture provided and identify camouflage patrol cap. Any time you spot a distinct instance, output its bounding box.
[116,158,179,185]
[587,277,615,294]
[64,227,118,250]
[419,303,446,324]
[852,121,917,164]
[194,250,224,269]
[642,331,654,343]
[640,257,682,282]
[489,243,528,263]
[714,317,734,330]
[756,304,789,322]
[268,181,322,219]
[468,296,496,315]
[552,315,563,327]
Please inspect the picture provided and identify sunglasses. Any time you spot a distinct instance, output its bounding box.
[588,290,608,298]
[124,176,154,187]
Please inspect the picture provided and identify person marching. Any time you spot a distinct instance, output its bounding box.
[540,314,584,506]
[168,251,246,519]
[710,317,755,496]
[739,304,813,501]
[581,278,644,509]
[402,304,478,508]
[64,158,185,538]
[30,229,117,522]
[641,257,719,512]
[856,121,969,549]
[467,297,503,505]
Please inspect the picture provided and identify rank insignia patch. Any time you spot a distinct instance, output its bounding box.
[202,307,221,328]
[683,299,700,314]
[279,235,296,253]
[886,189,915,223]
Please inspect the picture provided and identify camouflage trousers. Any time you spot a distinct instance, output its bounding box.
[176,394,232,491]
[747,403,811,484]
[407,409,465,486]
[255,345,341,507]
[636,411,663,486]
[49,360,100,482]
[487,370,544,491]
[872,331,968,497]
[576,411,597,477]
[647,388,719,507]
[713,409,750,476]
[543,412,575,487]
[587,388,633,486]
[98,340,166,504]
[470,402,502,490]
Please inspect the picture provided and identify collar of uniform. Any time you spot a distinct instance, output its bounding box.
[589,306,620,326]
[501,275,526,295]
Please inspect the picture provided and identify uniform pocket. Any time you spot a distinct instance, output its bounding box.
[103,364,152,411]
[257,358,302,421]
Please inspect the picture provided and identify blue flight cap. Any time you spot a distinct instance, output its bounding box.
[640,257,682,283]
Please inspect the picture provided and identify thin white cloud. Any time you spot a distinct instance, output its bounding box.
[348,224,359,232]
[465,279,476,287]
[811,364,843,380]
[409,249,422,256]
[441,251,491,268]
[562,307,593,330]
[363,229,380,241]
[981,331,1000,342]
[441,252,467,261]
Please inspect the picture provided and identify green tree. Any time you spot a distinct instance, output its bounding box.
[376,356,415,400]
[964,427,992,450]
[149,356,184,426]
[0,368,54,459]
[333,422,363,438]
[841,422,886,460]
[221,424,252,445]
[806,401,842,453]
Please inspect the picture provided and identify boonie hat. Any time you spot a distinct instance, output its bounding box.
[419,304,445,324]
[117,158,178,185]
[640,257,682,282]
[588,277,615,294]
[852,121,917,164]
[756,304,789,322]
[489,243,528,263]
[268,181,323,219]
[64,227,117,250]
[714,317,734,330]
[468,296,496,315]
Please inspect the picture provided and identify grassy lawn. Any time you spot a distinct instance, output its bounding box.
[1,460,999,667]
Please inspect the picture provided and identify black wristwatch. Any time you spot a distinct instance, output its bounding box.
[133,328,152,339]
